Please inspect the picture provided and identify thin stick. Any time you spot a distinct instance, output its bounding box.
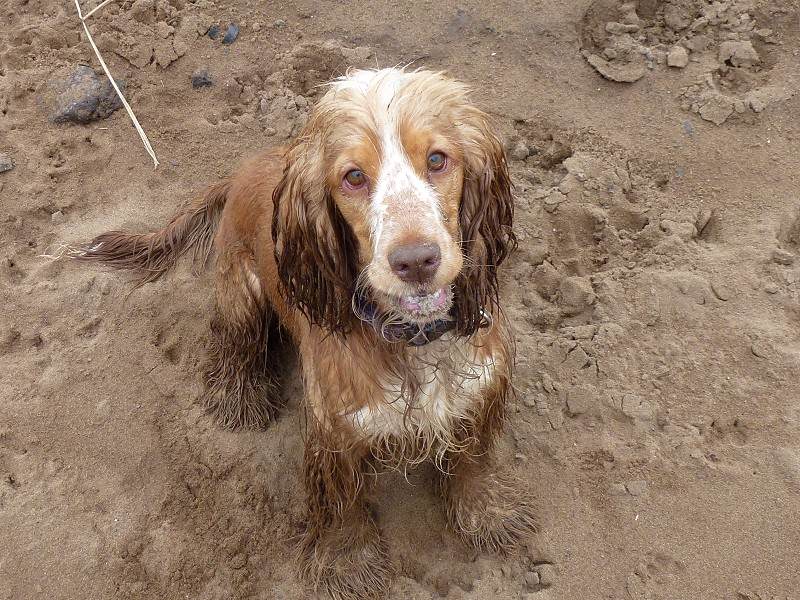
[83,0,116,20]
[74,0,159,168]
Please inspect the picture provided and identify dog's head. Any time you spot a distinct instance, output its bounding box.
[272,68,515,337]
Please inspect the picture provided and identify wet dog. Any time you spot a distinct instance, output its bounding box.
[77,68,536,599]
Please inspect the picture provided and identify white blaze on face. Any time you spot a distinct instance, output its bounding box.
[370,111,444,257]
[334,69,447,260]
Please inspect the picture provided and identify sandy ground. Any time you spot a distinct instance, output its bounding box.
[2,1,800,599]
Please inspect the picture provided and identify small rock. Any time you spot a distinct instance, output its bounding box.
[273,19,287,28]
[605,21,639,34]
[544,190,566,213]
[764,283,779,294]
[718,40,760,67]
[695,208,713,235]
[50,65,123,124]
[0,153,13,173]
[747,94,768,113]
[500,564,512,578]
[558,173,579,194]
[772,249,795,266]
[584,52,647,83]
[510,140,530,162]
[621,394,654,422]
[191,69,213,89]
[252,22,262,32]
[524,571,540,589]
[660,219,697,241]
[536,564,557,587]
[751,339,772,359]
[710,281,732,301]
[207,24,221,39]
[522,395,537,409]
[563,345,590,371]
[667,46,689,68]
[560,324,597,340]
[558,276,595,316]
[625,480,648,496]
[610,483,628,496]
[222,23,240,45]
[698,95,734,126]
[685,35,710,53]
[664,4,691,30]
[566,385,593,416]
[51,211,65,224]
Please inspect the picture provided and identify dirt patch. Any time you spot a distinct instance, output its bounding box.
[580,0,795,124]
[1,0,800,599]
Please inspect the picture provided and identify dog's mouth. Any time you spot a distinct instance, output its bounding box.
[354,286,456,345]
[390,287,454,323]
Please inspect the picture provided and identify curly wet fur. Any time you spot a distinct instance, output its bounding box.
[75,181,230,284]
[297,507,394,600]
[202,245,281,430]
[442,467,539,554]
[73,69,536,600]
[298,428,394,599]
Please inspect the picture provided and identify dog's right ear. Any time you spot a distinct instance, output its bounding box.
[271,139,358,333]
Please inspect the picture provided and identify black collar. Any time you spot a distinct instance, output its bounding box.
[354,294,490,347]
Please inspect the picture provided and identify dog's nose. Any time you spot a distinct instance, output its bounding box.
[388,243,441,284]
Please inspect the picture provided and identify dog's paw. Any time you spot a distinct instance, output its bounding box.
[201,370,278,430]
[444,471,539,554]
[298,517,395,600]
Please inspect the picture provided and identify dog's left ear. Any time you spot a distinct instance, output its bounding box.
[455,110,517,334]
[272,138,358,333]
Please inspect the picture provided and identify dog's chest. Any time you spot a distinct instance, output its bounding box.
[350,337,496,439]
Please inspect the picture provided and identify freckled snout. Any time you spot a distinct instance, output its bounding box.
[388,242,441,285]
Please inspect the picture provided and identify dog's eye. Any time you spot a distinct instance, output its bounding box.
[427,152,446,172]
[344,169,366,189]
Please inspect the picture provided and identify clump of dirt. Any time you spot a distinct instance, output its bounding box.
[580,0,788,124]
[257,41,374,139]
[93,0,210,68]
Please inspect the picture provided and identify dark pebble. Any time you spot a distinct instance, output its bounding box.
[207,24,221,39]
[191,69,213,89]
[222,23,240,45]
[50,65,123,124]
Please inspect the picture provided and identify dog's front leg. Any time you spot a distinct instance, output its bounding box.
[298,425,394,600]
[440,388,539,554]
[202,245,279,430]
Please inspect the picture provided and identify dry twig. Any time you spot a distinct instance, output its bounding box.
[74,0,160,168]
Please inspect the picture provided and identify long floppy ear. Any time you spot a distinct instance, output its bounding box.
[454,110,517,335]
[271,140,358,333]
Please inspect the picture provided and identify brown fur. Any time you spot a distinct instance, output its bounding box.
[75,69,535,599]
[76,181,230,284]
[440,380,539,553]
[298,427,394,600]
[202,244,280,429]
[272,139,359,334]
